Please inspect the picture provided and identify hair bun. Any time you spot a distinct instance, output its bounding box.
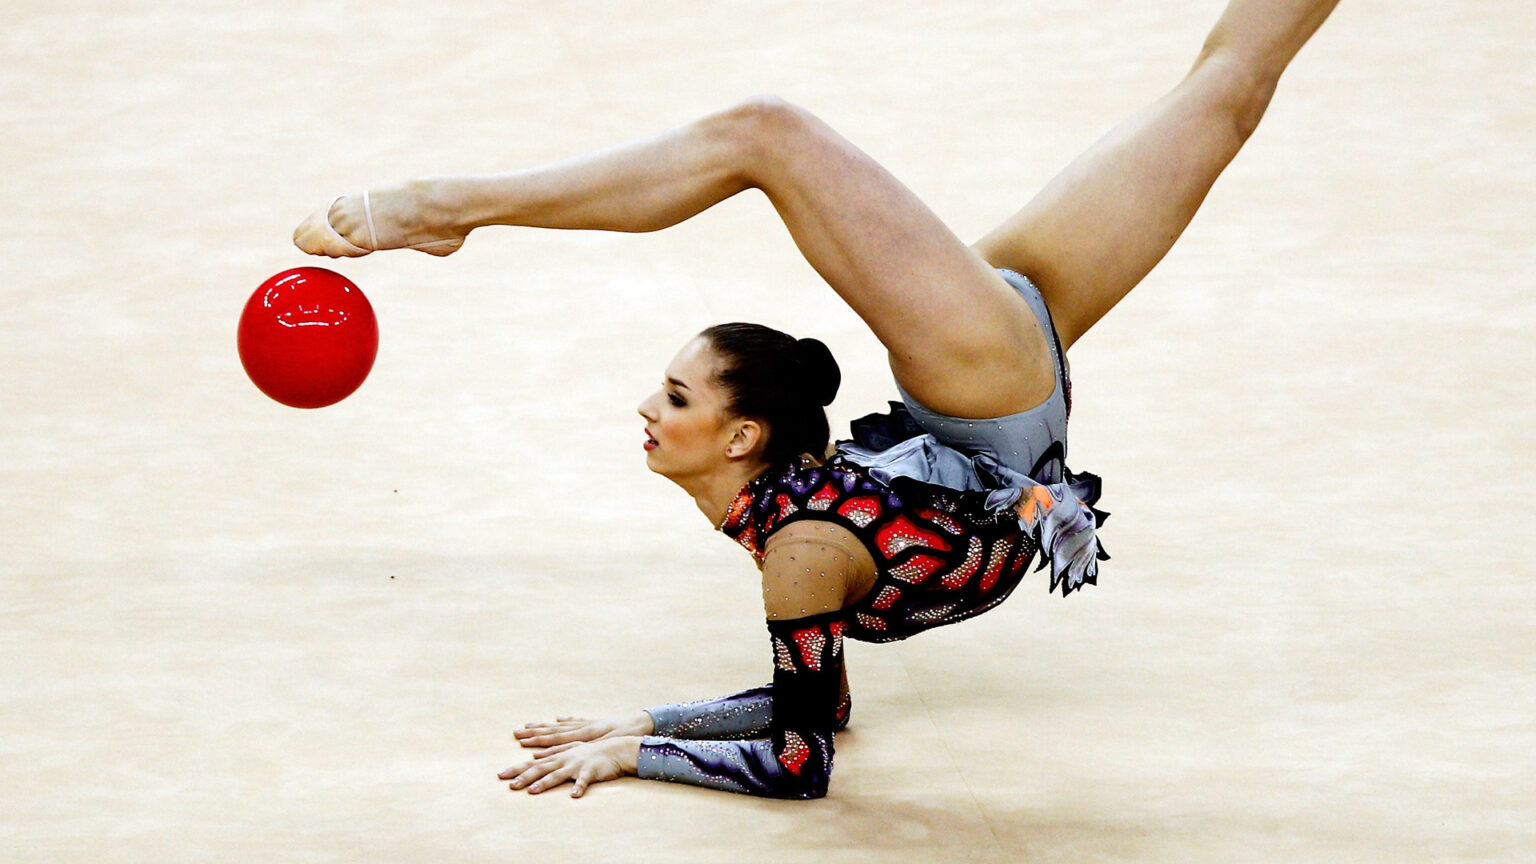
[793,337,841,407]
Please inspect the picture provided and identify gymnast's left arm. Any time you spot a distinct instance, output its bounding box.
[498,530,854,799]
[634,531,854,799]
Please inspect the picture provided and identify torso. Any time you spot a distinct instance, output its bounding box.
[722,456,1041,643]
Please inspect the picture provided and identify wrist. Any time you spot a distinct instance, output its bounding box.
[630,709,657,737]
[620,735,644,775]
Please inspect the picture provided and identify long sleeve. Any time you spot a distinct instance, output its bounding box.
[644,686,774,739]
[637,610,846,799]
[643,668,852,740]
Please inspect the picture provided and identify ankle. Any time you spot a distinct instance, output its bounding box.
[401,177,471,235]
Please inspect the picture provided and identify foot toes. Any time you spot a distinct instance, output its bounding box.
[292,195,375,257]
[292,208,361,257]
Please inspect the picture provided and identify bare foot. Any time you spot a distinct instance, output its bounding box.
[292,180,467,258]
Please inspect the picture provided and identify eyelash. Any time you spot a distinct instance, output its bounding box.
[668,393,686,407]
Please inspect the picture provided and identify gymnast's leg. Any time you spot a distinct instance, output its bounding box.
[294,99,1056,421]
[972,0,1341,351]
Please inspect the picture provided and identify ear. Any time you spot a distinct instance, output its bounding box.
[724,418,765,460]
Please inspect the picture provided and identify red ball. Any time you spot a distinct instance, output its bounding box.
[238,267,378,409]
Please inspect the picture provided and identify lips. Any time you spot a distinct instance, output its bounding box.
[644,428,658,451]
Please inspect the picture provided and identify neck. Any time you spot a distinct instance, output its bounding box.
[674,459,772,527]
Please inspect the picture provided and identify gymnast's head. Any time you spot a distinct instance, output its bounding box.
[637,323,841,483]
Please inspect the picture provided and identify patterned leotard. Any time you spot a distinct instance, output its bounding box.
[719,453,1044,643]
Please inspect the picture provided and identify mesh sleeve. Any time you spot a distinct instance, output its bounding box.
[644,686,774,739]
[637,610,846,799]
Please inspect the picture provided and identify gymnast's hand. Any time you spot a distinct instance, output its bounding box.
[499,736,641,798]
[512,711,655,748]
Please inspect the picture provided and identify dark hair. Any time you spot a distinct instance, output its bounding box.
[700,322,841,465]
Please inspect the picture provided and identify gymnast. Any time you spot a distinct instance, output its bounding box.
[294,0,1340,800]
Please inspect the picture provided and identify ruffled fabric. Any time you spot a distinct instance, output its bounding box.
[833,403,1108,596]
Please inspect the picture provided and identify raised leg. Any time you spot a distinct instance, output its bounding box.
[296,98,1057,419]
[972,0,1341,351]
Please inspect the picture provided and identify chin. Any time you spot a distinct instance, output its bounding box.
[643,450,665,476]
[644,455,693,488]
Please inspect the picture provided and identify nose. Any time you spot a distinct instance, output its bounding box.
[637,391,659,421]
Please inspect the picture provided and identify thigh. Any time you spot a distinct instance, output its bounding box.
[972,58,1266,351]
[747,100,1056,419]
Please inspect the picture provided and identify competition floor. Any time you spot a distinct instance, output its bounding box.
[4,1,1532,861]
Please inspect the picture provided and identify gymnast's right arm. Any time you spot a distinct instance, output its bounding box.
[509,666,849,750]
[634,531,855,799]
[643,661,850,739]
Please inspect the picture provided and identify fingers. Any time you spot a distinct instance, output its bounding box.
[571,765,596,798]
[514,725,564,740]
[516,717,587,735]
[517,730,594,748]
[518,716,582,730]
[498,753,552,787]
[532,741,583,758]
[520,716,583,728]
[529,764,578,794]
[503,756,577,794]
[515,729,573,747]
[514,717,609,748]
[498,740,620,799]
[498,742,579,785]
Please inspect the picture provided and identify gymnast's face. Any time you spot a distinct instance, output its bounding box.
[636,337,761,483]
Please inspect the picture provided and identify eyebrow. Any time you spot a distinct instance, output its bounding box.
[667,377,691,391]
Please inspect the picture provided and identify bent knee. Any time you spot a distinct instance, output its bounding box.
[725,94,815,130]
[710,95,829,177]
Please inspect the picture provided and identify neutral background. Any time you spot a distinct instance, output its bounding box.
[3,1,1531,861]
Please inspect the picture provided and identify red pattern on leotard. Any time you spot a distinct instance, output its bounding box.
[721,457,1041,643]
